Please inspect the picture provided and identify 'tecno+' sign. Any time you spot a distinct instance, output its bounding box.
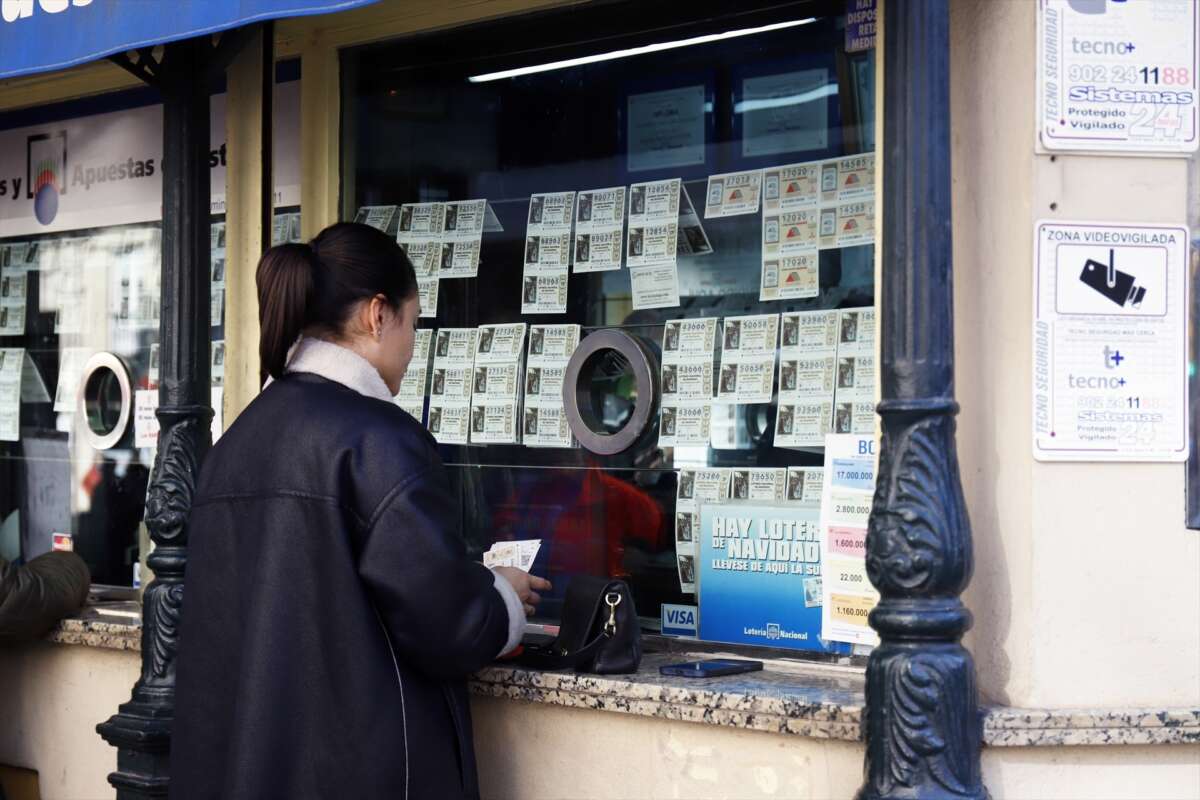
[1032,220,1189,461]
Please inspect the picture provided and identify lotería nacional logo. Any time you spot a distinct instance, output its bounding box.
[26,130,66,225]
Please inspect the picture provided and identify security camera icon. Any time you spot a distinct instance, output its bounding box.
[1079,248,1145,309]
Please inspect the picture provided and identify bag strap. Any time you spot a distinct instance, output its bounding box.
[518,629,612,671]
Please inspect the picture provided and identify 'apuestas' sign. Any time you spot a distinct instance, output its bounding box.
[0,82,301,237]
[0,0,380,80]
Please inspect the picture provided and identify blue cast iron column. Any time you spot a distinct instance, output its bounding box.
[856,1,988,798]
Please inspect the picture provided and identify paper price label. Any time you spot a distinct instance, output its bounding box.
[829,593,876,627]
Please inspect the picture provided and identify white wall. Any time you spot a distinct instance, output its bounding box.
[472,697,866,800]
[0,644,139,800]
[951,0,1200,709]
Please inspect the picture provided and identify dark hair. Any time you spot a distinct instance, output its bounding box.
[257,222,418,382]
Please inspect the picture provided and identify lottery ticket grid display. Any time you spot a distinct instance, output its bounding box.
[761,152,875,302]
[675,466,824,594]
[470,323,527,444]
[718,314,780,405]
[776,307,876,448]
[394,329,432,421]
[522,193,574,314]
[0,347,24,441]
[427,328,478,444]
[523,324,581,447]
[368,151,873,323]
[658,318,718,447]
[573,188,626,273]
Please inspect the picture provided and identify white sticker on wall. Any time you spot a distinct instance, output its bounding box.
[1037,0,1199,154]
[1032,220,1189,461]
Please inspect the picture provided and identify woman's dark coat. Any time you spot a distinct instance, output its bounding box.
[0,550,89,643]
[170,373,510,800]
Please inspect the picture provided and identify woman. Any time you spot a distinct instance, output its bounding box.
[171,223,549,799]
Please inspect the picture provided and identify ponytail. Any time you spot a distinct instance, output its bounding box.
[257,243,318,384]
[256,223,418,385]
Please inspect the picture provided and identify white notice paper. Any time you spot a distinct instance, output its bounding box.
[627,85,706,172]
[1032,220,1189,461]
[1038,0,1199,154]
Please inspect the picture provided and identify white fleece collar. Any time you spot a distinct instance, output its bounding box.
[284,337,394,402]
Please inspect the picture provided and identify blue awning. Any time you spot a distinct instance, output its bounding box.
[0,0,381,81]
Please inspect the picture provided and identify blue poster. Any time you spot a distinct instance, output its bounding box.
[1,0,380,81]
[698,502,849,654]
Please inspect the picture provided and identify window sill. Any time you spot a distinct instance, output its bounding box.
[41,610,1199,748]
[471,650,866,742]
[470,652,1200,748]
[44,601,141,652]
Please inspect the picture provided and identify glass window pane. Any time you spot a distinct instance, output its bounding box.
[343,0,876,648]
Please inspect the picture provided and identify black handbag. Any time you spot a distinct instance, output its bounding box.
[517,576,641,674]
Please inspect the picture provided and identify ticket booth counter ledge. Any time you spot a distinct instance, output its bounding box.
[0,2,1198,799]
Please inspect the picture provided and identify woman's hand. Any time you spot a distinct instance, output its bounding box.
[493,567,552,616]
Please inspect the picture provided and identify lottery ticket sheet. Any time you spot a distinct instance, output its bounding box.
[658,318,718,447]
[0,348,24,441]
[704,169,763,218]
[470,323,526,444]
[776,310,838,447]
[523,324,580,448]
[717,314,779,405]
[728,467,787,502]
[354,205,400,235]
[573,187,626,273]
[397,202,446,279]
[428,328,478,444]
[832,308,876,436]
[394,329,432,421]
[522,192,574,313]
[675,467,732,593]
[786,466,825,504]
[483,539,542,571]
[628,178,683,310]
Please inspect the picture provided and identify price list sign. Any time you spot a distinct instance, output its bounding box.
[1033,220,1189,461]
[1038,0,1199,154]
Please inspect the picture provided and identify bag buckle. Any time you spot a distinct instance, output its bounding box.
[603,592,621,635]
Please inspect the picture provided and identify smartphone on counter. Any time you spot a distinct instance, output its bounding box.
[659,659,764,678]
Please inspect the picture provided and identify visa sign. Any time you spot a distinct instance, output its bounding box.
[661,604,697,637]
